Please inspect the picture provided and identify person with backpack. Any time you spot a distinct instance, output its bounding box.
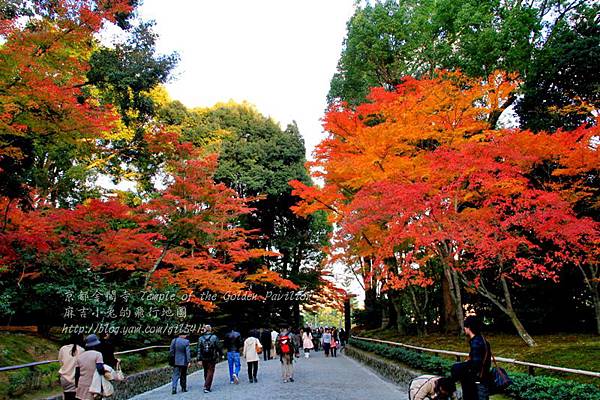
[276,326,299,383]
[223,326,243,384]
[169,332,191,394]
[198,325,221,393]
[409,375,457,400]
[243,329,263,383]
[451,316,492,400]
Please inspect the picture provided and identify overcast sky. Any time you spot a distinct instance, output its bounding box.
[135,1,363,302]
[138,0,356,159]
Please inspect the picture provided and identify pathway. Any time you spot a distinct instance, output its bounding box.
[132,349,407,400]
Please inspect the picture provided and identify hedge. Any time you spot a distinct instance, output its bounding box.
[349,338,600,400]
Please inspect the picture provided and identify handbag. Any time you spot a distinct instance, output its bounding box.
[482,337,512,393]
[112,360,125,382]
[490,356,512,393]
[255,340,263,355]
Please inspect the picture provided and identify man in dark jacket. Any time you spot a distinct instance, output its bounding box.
[198,325,221,393]
[223,327,243,384]
[451,316,491,400]
[169,332,191,394]
[260,328,272,361]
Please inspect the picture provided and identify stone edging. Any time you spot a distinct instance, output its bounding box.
[43,363,203,400]
[344,345,422,386]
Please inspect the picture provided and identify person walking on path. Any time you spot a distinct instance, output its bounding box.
[224,327,243,384]
[270,328,279,355]
[169,332,191,394]
[198,325,221,393]
[321,328,332,357]
[58,334,84,400]
[276,326,299,383]
[451,316,492,400]
[243,329,263,383]
[302,327,314,358]
[409,375,457,400]
[74,334,107,400]
[260,328,272,361]
[339,328,347,349]
[330,331,338,358]
[98,333,118,369]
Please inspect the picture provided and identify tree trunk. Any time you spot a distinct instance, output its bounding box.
[380,298,390,330]
[505,307,537,347]
[443,265,463,333]
[451,269,465,331]
[500,276,536,347]
[441,272,459,332]
[390,292,406,335]
[144,244,170,288]
[364,286,381,330]
[592,287,600,336]
[577,264,600,335]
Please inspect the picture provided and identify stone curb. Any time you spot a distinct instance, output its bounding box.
[344,345,422,386]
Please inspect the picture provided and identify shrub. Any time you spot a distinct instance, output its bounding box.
[349,338,600,400]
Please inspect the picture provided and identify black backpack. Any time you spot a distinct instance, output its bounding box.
[200,334,217,360]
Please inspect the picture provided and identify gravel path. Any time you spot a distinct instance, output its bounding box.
[132,349,407,400]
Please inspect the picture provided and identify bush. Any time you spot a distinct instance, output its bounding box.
[5,363,59,397]
[349,338,600,400]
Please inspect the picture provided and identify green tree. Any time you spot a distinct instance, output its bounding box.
[329,0,596,128]
[159,101,332,327]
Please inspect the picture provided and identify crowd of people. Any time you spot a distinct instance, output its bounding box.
[56,317,495,400]
[56,325,348,398]
[174,325,348,394]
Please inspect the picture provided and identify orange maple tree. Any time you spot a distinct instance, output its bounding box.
[0,0,130,199]
[291,71,600,341]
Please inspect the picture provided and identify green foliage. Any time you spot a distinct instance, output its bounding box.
[4,363,59,397]
[158,100,333,327]
[350,338,600,400]
[329,0,598,131]
[516,3,600,132]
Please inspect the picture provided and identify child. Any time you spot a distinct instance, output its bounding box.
[409,375,457,400]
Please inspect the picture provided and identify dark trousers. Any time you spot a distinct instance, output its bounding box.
[263,348,271,361]
[331,346,337,357]
[452,362,489,400]
[202,360,216,390]
[172,366,187,390]
[323,342,331,356]
[63,392,76,400]
[247,361,258,381]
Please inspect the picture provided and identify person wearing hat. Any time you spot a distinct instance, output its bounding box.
[170,332,191,394]
[74,334,107,400]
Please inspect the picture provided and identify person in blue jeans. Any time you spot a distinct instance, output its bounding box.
[223,327,243,384]
[169,332,191,394]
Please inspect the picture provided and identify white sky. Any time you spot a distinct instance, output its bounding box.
[138,0,356,159]
[136,0,364,303]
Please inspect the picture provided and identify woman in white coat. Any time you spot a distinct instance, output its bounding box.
[243,329,263,383]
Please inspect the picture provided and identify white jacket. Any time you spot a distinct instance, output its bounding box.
[243,337,262,362]
[89,365,114,397]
